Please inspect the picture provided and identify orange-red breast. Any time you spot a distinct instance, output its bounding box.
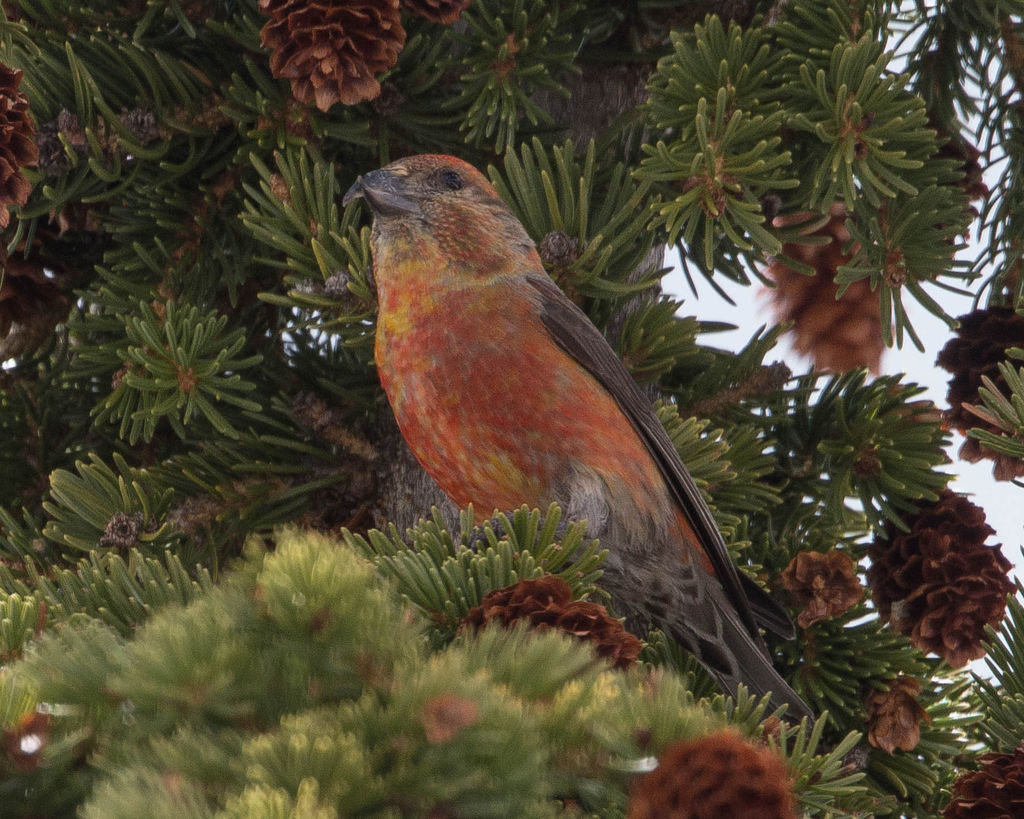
[344,154,810,719]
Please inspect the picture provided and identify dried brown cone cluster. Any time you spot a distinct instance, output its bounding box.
[538,229,583,305]
[462,575,642,669]
[628,730,797,819]
[98,511,144,550]
[258,0,406,110]
[865,676,929,754]
[0,243,70,360]
[0,62,38,228]
[0,2,22,22]
[2,711,52,773]
[400,0,470,24]
[944,745,1024,818]
[421,692,480,744]
[937,306,1024,481]
[780,549,863,629]
[258,0,471,112]
[767,204,884,373]
[0,201,97,361]
[934,125,989,207]
[867,489,1014,667]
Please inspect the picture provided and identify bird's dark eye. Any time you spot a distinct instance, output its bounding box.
[439,169,463,191]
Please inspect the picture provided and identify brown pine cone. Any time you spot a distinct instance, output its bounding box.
[780,550,863,629]
[934,126,989,205]
[865,676,929,754]
[399,0,470,24]
[0,247,66,337]
[0,62,38,228]
[944,745,1024,818]
[2,711,52,772]
[98,511,144,550]
[937,306,1024,481]
[767,204,883,373]
[867,490,1014,666]
[0,244,71,359]
[463,575,642,669]
[420,692,479,745]
[628,730,796,819]
[258,0,406,111]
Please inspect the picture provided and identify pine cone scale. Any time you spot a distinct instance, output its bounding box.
[628,731,797,819]
[0,63,37,228]
[868,490,1013,666]
[945,746,1024,817]
[259,0,405,110]
[462,576,641,669]
[767,204,884,372]
[937,306,1024,480]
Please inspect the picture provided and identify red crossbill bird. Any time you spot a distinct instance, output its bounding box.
[344,154,811,719]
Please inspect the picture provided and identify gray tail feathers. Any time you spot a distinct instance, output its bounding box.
[599,557,812,721]
[697,612,813,722]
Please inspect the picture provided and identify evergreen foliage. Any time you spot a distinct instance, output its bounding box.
[0,0,1022,815]
[4,528,870,817]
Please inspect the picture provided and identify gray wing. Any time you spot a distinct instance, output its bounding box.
[525,273,793,639]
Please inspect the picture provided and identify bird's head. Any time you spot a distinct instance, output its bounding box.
[343,155,537,275]
[343,154,500,218]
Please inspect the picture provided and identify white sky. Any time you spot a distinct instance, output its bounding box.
[663,266,1024,578]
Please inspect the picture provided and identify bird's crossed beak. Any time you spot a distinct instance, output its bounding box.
[343,169,421,217]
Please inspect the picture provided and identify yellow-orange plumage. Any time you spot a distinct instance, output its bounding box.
[345,154,810,719]
[380,272,671,527]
